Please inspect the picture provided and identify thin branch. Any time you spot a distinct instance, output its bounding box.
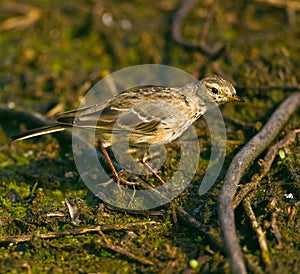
[0,222,158,244]
[270,208,283,249]
[198,0,218,42]
[175,206,224,253]
[218,92,300,274]
[233,129,300,209]
[0,1,41,31]
[96,228,155,265]
[243,197,271,266]
[172,0,225,60]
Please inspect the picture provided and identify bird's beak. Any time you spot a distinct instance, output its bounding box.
[229,94,245,102]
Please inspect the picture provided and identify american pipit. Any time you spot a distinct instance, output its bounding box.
[12,75,244,184]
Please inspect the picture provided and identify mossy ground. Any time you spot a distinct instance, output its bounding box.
[0,1,299,273]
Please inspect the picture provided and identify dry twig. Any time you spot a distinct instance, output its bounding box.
[218,92,300,274]
[243,197,271,266]
[175,206,224,252]
[270,208,283,249]
[172,0,225,60]
[0,1,41,31]
[0,221,158,265]
[233,129,300,209]
[96,228,155,265]
[0,222,158,244]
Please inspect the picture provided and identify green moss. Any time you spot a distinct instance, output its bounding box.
[0,0,300,273]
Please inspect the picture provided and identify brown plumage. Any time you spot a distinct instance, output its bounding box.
[12,75,244,147]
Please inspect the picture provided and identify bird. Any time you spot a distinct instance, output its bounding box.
[11,75,244,184]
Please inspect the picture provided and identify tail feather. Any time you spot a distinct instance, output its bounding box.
[11,124,66,142]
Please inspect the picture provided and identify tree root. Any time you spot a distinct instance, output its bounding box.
[218,92,300,274]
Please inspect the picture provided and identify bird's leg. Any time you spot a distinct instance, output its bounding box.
[99,141,165,186]
[99,142,121,184]
[99,142,141,186]
[139,153,165,185]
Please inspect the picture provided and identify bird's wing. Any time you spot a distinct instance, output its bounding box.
[55,85,186,145]
[56,85,167,129]
[55,85,166,124]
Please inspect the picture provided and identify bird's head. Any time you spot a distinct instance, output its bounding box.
[201,75,244,105]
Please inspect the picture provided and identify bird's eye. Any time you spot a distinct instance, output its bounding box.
[211,87,218,94]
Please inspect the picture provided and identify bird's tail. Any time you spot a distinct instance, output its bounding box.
[11,124,66,142]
